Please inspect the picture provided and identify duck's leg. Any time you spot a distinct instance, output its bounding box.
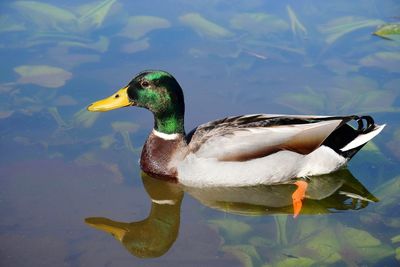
[292,180,308,218]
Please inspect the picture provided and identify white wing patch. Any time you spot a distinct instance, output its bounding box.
[340,124,386,151]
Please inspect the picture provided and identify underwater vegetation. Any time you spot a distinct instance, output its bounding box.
[14,65,72,88]
[0,0,399,266]
[373,23,400,41]
[8,0,116,50]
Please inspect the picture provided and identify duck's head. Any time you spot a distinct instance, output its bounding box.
[87,70,185,134]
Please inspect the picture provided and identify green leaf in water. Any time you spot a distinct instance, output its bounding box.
[384,218,400,228]
[286,5,307,37]
[111,121,140,153]
[363,141,382,154]
[278,74,397,114]
[99,135,116,149]
[387,127,400,161]
[373,175,400,210]
[391,235,400,244]
[0,110,14,119]
[373,23,400,41]
[318,16,384,44]
[274,215,288,246]
[266,256,315,267]
[118,16,171,40]
[120,38,150,54]
[188,42,241,59]
[229,12,289,36]
[208,219,251,242]
[340,225,381,247]
[47,107,68,128]
[59,36,109,53]
[222,246,253,267]
[277,87,326,114]
[0,83,15,94]
[14,65,72,88]
[248,236,273,247]
[0,15,26,33]
[222,245,261,267]
[301,228,341,264]
[75,152,97,165]
[77,0,117,30]
[24,31,92,47]
[46,46,101,68]
[74,153,124,183]
[360,51,400,73]
[335,224,394,264]
[179,13,234,39]
[12,1,77,32]
[52,95,78,106]
[73,108,100,128]
[323,58,359,75]
[11,0,117,51]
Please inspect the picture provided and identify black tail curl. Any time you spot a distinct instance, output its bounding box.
[355,115,375,134]
[322,115,376,159]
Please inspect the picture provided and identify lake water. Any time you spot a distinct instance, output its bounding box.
[1,0,400,266]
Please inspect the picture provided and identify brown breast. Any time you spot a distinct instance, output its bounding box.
[140,132,187,182]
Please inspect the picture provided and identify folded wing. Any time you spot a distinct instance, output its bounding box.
[187,114,352,161]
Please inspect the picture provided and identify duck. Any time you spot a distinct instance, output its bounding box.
[87,70,385,216]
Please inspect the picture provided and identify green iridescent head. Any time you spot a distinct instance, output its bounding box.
[88,70,185,134]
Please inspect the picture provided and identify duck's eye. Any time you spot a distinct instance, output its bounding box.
[115,94,120,98]
[141,81,150,88]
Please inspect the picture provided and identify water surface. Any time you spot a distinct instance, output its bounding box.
[1,0,399,266]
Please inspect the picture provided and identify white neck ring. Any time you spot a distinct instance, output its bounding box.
[152,129,181,140]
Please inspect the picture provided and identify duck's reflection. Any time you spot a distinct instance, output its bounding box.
[185,169,378,216]
[85,169,377,258]
[85,173,183,258]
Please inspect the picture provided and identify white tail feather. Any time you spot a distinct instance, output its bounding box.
[340,124,386,152]
[338,191,375,202]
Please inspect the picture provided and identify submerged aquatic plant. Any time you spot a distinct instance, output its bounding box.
[73,108,100,128]
[118,16,171,40]
[179,13,234,39]
[286,5,307,38]
[14,65,72,88]
[211,216,395,266]
[318,16,384,44]
[278,76,398,115]
[360,51,400,73]
[117,15,170,54]
[7,0,117,51]
[229,12,289,36]
[373,23,400,41]
[111,121,140,153]
[47,107,69,129]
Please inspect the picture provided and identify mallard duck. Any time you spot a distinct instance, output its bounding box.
[87,70,384,192]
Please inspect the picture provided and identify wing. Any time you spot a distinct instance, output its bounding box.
[187,114,355,161]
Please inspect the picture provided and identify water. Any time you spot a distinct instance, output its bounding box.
[0,0,399,266]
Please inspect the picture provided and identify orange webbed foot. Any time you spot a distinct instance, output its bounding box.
[292,180,308,218]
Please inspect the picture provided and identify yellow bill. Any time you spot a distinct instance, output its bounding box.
[85,218,126,241]
[87,86,133,112]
